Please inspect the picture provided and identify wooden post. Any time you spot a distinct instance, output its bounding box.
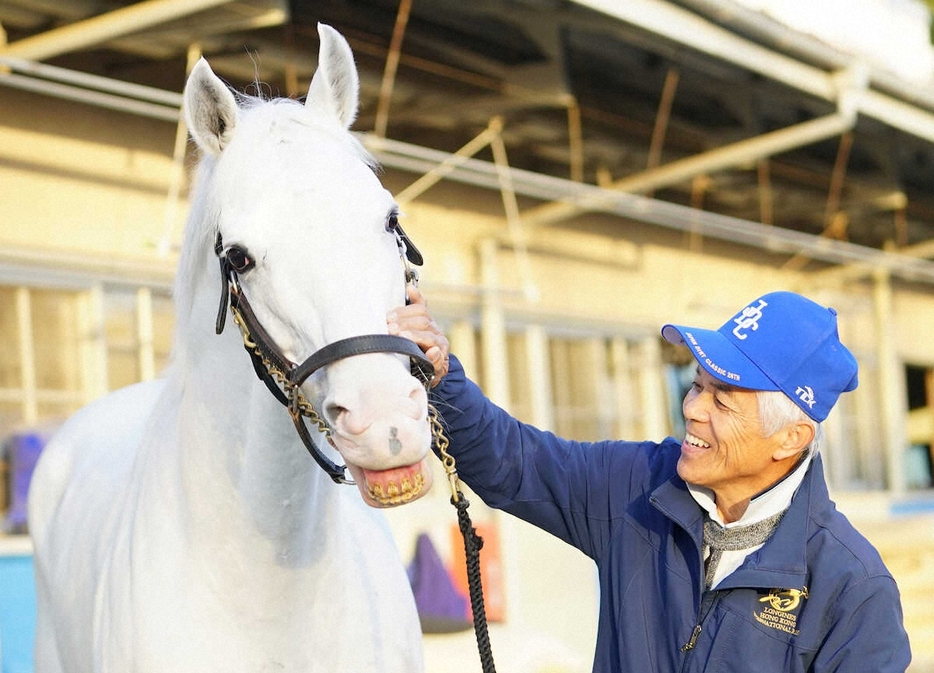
[638,335,667,441]
[611,337,635,439]
[525,324,554,431]
[479,239,511,410]
[136,287,156,382]
[373,0,413,138]
[874,269,906,494]
[15,287,37,425]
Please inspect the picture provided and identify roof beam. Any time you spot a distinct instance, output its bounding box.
[811,237,934,286]
[366,135,934,285]
[525,111,854,226]
[572,0,934,142]
[521,64,863,228]
[572,0,836,100]
[0,0,236,61]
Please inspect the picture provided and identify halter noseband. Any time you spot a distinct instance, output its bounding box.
[213,226,433,484]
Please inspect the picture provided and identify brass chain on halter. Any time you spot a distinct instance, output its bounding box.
[231,309,338,449]
[428,404,461,503]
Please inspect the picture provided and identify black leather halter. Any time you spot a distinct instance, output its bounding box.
[213,225,433,484]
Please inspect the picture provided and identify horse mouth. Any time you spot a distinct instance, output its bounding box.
[349,458,433,508]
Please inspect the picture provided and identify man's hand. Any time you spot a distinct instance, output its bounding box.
[388,286,450,387]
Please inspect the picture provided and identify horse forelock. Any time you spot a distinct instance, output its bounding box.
[236,92,378,172]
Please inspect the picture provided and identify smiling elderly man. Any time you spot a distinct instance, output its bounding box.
[390,289,911,673]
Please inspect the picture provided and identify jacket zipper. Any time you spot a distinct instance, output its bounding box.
[679,591,719,661]
[680,624,702,652]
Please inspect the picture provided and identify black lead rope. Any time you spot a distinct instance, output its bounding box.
[454,493,496,673]
[431,408,497,673]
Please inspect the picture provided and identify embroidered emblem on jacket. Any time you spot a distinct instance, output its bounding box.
[753,587,808,636]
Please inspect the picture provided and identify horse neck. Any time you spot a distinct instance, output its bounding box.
[163,282,338,558]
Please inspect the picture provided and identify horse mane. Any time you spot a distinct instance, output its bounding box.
[170,90,378,368]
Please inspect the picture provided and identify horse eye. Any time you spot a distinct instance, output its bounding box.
[226,246,254,273]
[385,213,399,232]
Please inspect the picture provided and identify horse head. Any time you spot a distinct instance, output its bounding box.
[181,24,433,508]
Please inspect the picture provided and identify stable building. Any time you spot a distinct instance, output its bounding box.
[3,1,934,670]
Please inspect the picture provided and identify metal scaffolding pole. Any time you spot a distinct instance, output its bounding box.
[0,0,235,61]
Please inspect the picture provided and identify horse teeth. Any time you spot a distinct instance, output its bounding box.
[368,472,425,505]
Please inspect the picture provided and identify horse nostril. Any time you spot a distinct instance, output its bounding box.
[408,385,427,418]
[326,403,348,425]
[327,402,371,436]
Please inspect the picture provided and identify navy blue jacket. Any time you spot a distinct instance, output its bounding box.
[432,356,911,672]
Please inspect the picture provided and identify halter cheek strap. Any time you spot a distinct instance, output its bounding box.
[213,232,434,484]
[215,234,231,335]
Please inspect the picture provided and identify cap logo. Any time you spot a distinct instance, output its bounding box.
[732,299,768,340]
[795,385,816,409]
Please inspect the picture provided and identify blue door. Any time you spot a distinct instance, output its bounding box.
[0,553,36,673]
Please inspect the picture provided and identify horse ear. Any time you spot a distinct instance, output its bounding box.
[184,58,239,155]
[306,23,359,129]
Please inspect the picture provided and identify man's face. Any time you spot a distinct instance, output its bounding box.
[678,367,787,508]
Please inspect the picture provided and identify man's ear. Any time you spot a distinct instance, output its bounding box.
[773,421,816,461]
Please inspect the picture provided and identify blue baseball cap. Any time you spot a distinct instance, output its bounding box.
[661,291,858,422]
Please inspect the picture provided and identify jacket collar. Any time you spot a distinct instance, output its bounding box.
[649,473,705,549]
[650,454,829,591]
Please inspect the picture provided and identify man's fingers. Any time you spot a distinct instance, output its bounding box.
[388,312,432,330]
[425,344,449,385]
[405,284,425,306]
[387,285,450,386]
[388,296,438,338]
[395,327,441,350]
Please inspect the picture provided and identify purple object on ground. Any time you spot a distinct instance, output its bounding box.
[407,532,472,633]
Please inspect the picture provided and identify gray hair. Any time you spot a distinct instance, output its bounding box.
[756,390,823,457]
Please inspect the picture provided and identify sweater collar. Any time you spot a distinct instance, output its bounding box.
[651,453,828,590]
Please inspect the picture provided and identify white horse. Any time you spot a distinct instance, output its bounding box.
[28,24,434,673]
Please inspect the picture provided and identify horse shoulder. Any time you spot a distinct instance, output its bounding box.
[30,380,166,562]
[29,380,167,671]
